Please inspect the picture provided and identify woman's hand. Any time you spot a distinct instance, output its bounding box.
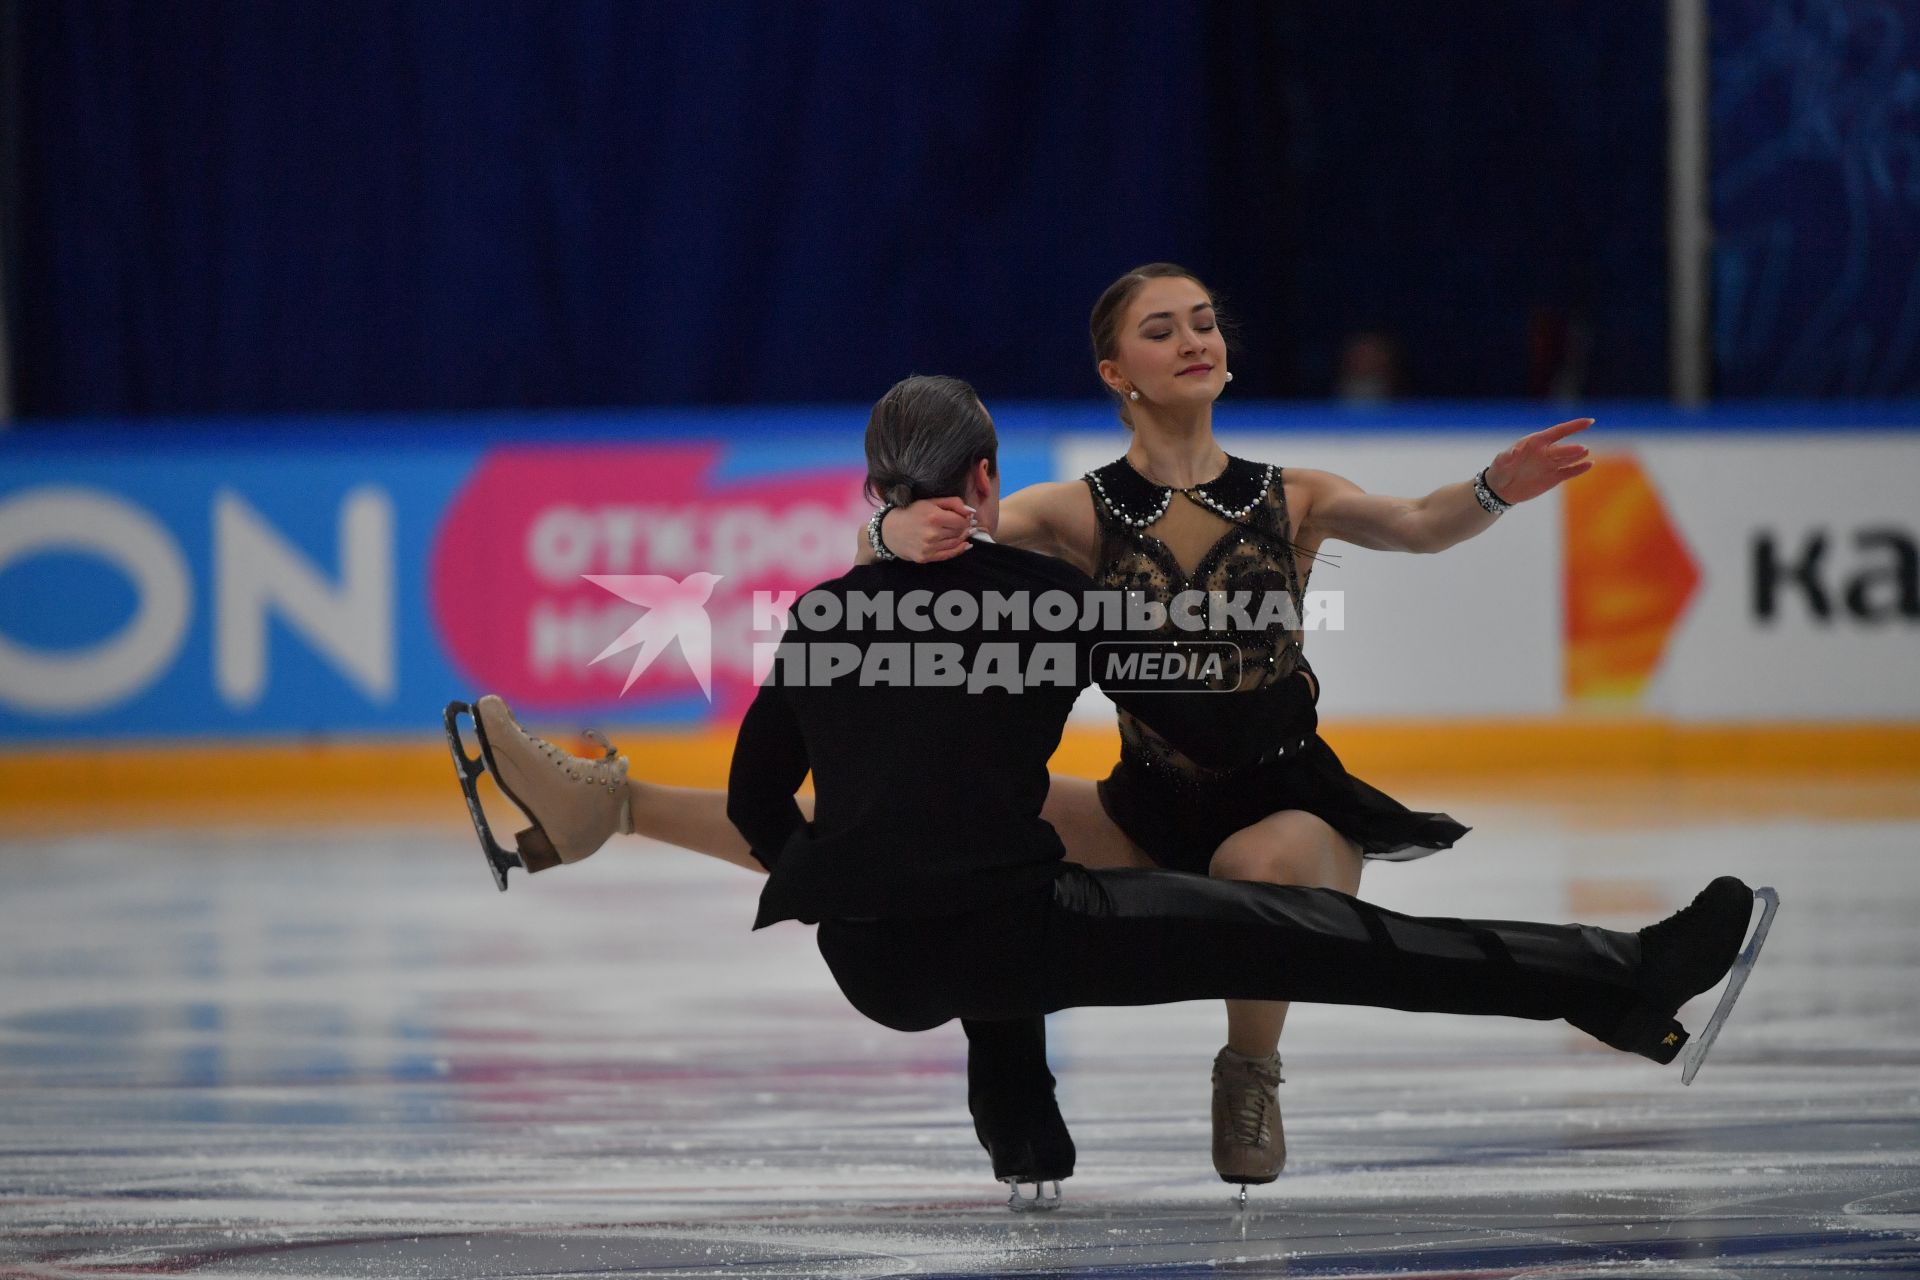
[1484,418,1595,504]
[879,497,975,562]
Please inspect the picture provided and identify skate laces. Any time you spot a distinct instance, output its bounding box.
[577,729,628,790]
[1218,1054,1283,1148]
[521,725,627,790]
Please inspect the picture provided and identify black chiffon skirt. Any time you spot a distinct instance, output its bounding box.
[1096,732,1468,876]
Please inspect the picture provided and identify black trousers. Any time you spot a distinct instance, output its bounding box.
[817,866,1646,1044]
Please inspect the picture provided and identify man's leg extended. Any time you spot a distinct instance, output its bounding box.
[1031,868,1757,1064]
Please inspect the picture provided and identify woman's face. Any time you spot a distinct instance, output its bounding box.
[1101,276,1226,412]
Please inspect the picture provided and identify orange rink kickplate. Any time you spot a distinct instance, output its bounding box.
[2,720,1920,834]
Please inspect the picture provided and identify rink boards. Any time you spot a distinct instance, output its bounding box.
[1,404,1917,784]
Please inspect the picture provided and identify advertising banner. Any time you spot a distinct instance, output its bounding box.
[2,407,1913,744]
[1613,436,1920,720]
[0,420,1052,741]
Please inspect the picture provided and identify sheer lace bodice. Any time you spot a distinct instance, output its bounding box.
[1083,454,1308,785]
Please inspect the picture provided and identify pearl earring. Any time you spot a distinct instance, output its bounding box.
[1128,390,1140,401]
[1225,371,1234,383]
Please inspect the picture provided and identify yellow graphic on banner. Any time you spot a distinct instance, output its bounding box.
[1564,454,1700,704]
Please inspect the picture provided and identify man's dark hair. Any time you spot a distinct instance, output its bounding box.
[863,374,998,507]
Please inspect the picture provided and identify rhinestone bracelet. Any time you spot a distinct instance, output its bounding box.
[867,503,899,561]
[1472,468,1512,516]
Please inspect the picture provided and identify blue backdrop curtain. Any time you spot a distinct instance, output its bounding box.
[3,0,1673,419]
[1710,0,1920,398]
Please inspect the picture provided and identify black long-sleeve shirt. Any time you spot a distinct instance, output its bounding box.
[728,538,1317,927]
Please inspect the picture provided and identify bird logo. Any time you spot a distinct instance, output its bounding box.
[583,572,725,699]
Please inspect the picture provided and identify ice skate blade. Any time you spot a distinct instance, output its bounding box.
[1681,886,1779,1085]
[1004,1178,1062,1212]
[443,701,525,893]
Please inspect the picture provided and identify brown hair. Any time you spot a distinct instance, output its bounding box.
[1087,263,1227,426]
[863,374,998,508]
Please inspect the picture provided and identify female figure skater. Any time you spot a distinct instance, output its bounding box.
[454,376,1768,1210]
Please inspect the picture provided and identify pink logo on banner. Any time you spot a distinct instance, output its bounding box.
[430,445,869,720]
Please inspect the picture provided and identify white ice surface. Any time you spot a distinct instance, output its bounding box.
[2,792,1917,1277]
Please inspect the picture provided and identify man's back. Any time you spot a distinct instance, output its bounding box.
[734,539,1094,926]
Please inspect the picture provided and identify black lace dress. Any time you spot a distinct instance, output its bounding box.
[1084,454,1468,875]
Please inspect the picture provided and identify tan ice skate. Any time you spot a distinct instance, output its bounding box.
[1212,1047,1285,1207]
[443,695,633,890]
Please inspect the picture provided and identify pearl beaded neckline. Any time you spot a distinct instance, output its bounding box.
[1085,454,1276,529]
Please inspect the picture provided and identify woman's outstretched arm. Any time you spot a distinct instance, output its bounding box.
[1296,418,1594,554]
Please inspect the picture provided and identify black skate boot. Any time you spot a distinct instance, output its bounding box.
[964,1017,1074,1212]
[974,1094,1076,1213]
[1572,876,1777,1077]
